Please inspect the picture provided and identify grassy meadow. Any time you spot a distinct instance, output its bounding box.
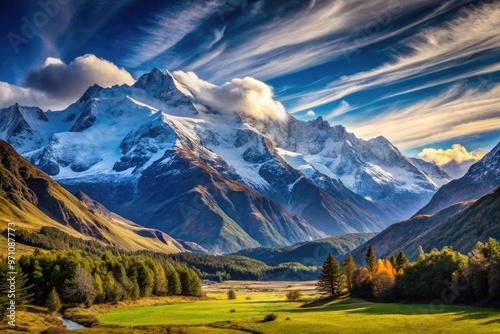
[4,281,500,333]
[94,281,500,334]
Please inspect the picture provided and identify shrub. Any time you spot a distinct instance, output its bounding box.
[264,313,278,322]
[227,290,237,300]
[46,288,62,315]
[42,326,68,334]
[286,290,302,301]
[371,272,395,300]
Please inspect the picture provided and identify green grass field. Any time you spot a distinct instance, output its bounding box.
[98,291,500,334]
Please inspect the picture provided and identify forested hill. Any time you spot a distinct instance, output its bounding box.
[235,233,376,266]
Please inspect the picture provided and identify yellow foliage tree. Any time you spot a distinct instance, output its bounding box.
[374,259,396,278]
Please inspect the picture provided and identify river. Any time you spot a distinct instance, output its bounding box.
[58,317,85,330]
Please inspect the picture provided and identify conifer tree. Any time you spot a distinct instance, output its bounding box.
[177,265,202,297]
[389,255,397,269]
[342,255,357,293]
[186,269,203,297]
[366,246,377,273]
[93,274,105,303]
[11,263,34,310]
[130,279,140,300]
[317,254,344,298]
[167,269,182,295]
[46,288,62,315]
[396,251,410,271]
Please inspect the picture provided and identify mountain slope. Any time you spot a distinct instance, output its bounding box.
[0,139,184,253]
[349,202,471,264]
[350,186,500,263]
[417,142,500,215]
[235,233,376,266]
[409,157,452,187]
[0,104,47,153]
[404,186,500,258]
[126,147,325,253]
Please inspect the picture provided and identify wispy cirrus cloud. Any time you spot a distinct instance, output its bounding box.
[290,1,500,113]
[207,26,226,49]
[186,0,452,81]
[36,0,137,58]
[125,0,223,68]
[347,83,500,150]
[326,100,351,119]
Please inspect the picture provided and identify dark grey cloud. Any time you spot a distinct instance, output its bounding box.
[25,54,134,100]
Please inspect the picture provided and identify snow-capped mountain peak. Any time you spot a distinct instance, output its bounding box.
[0,103,47,153]
[132,69,198,116]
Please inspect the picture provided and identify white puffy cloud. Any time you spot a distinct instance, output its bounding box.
[418,144,486,178]
[306,110,316,117]
[172,71,287,121]
[0,54,135,110]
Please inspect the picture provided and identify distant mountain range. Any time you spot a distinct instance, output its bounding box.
[350,144,500,263]
[0,69,455,253]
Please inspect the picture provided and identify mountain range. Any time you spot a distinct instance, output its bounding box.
[349,143,500,262]
[0,68,492,254]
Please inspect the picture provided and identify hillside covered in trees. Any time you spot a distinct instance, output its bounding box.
[317,239,500,306]
[0,249,202,318]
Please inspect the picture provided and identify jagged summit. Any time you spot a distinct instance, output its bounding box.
[78,83,104,102]
[133,69,198,116]
[0,104,47,153]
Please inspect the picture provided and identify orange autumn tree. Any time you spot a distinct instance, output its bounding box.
[372,259,396,299]
[374,259,397,277]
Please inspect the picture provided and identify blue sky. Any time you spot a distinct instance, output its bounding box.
[0,0,499,164]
